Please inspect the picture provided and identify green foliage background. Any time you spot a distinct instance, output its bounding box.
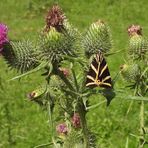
[0,0,148,147]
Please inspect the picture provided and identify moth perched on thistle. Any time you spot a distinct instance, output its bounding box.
[86,50,112,89]
[82,20,113,89]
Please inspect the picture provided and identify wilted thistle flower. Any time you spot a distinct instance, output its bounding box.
[0,24,9,53]
[59,67,70,77]
[45,5,65,32]
[56,123,68,135]
[71,113,81,128]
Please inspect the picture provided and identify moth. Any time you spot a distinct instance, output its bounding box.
[86,51,112,88]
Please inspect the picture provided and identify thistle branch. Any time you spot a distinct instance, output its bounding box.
[78,101,90,148]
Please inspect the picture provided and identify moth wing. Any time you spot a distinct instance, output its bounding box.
[86,51,112,88]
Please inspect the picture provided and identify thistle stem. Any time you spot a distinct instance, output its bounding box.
[139,100,145,148]
[54,66,75,91]
[78,101,90,148]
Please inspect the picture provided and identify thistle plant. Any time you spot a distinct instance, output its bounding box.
[1,5,115,147]
[120,25,148,147]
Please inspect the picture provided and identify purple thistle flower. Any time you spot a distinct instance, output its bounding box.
[0,24,9,53]
[71,113,81,128]
[56,123,68,135]
[127,25,142,36]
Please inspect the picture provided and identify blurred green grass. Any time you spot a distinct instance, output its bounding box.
[0,0,148,147]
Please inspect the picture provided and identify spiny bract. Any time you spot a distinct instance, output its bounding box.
[82,20,112,57]
[3,40,39,73]
[120,63,140,83]
[39,24,78,63]
[128,35,148,60]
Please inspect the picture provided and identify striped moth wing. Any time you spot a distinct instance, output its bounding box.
[86,51,112,88]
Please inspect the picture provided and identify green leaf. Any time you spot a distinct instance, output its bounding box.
[125,137,129,148]
[33,142,53,148]
[124,95,148,101]
[116,90,148,101]
[86,100,106,110]
[9,61,48,81]
[71,68,79,92]
[104,49,124,56]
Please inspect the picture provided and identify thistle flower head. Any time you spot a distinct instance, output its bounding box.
[82,19,112,57]
[45,5,65,32]
[127,25,142,36]
[71,113,81,128]
[127,26,148,60]
[0,24,9,53]
[56,123,68,135]
[2,40,39,73]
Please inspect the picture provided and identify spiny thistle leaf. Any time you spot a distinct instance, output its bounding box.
[49,75,65,88]
[127,25,148,61]
[27,85,55,110]
[2,40,39,73]
[88,131,97,148]
[62,20,80,40]
[81,20,112,57]
[120,63,141,83]
[63,130,83,148]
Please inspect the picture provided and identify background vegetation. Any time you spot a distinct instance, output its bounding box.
[0,0,148,147]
